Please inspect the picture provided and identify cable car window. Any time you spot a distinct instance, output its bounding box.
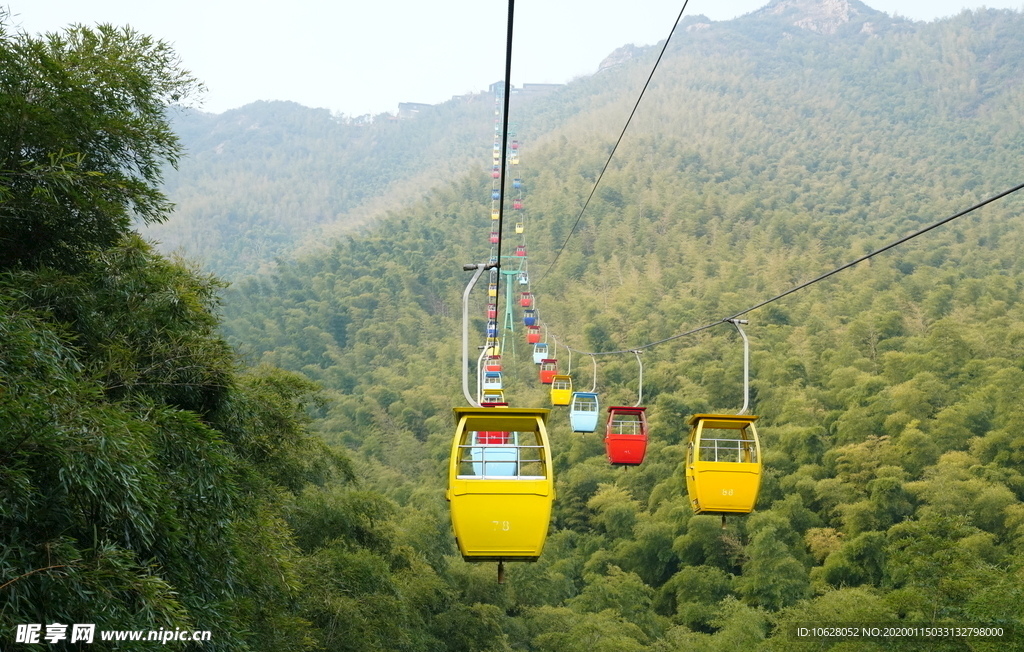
[458,430,547,479]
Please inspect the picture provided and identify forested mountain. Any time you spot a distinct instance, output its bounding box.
[219,3,1024,650]
[6,2,1024,651]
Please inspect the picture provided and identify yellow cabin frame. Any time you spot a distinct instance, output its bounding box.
[685,414,762,514]
[550,375,572,406]
[447,407,554,562]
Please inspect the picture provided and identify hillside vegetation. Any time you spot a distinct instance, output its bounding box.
[221,5,1024,650]
[6,3,1024,651]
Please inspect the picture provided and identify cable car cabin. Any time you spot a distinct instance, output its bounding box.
[521,292,533,308]
[685,414,761,514]
[539,359,558,384]
[488,283,498,298]
[532,343,549,364]
[448,407,554,562]
[480,390,505,405]
[513,200,523,210]
[511,139,519,150]
[550,375,572,406]
[523,309,537,326]
[515,245,526,257]
[492,189,500,200]
[492,169,500,179]
[515,222,524,234]
[510,155,519,165]
[513,178,522,189]
[518,271,529,285]
[488,304,497,319]
[569,392,599,432]
[483,371,503,391]
[492,208,500,219]
[527,326,541,344]
[485,355,502,372]
[486,321,498,337]
[490,231,499,244]
[605,406,648,465]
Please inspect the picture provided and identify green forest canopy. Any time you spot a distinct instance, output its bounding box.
[5,4,1024,651]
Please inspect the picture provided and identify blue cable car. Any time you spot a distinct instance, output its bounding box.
[523,309,537,326]
[492,189,500,200]
[532,343,549,364]
[483,371,503,391]
[513,178,522,189]
[569,392,600,433]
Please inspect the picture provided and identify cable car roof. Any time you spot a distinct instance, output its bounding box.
[453,406,551,430]
[688,413,759,428]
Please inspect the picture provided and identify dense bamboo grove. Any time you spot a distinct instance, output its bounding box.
[5,3,1024,651]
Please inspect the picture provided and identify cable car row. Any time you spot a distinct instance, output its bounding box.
[447,403,762,566]
[449,93,764,581]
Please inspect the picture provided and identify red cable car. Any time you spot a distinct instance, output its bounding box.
[539,359,558,384]
[513,200,523,210]
[490,230,499,244]
[521,292,533,307]
[488,304,497,319]
[605,406,648,465]
[515,245,526,257]
[486,355,502,372]
[527,326,541,344]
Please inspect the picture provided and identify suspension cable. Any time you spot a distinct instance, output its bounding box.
[494,0,515,312]
[537,0,691,283]
[552,180,1024,356]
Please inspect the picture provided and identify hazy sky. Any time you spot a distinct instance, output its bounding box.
[10,1,1023,117]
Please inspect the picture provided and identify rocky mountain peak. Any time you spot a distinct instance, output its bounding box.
[755,0,880,34]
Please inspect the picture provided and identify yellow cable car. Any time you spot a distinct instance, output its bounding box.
[685,414,761,514]
[481,389,505,405]
[550,374,572,406]
[447,407,554,561]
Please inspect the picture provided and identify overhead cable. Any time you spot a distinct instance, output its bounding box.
[494,0,516,307]
[554,181,1024,356]
[537,0,691,283]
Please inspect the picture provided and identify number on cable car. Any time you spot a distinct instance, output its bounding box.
[539,359,558,384]
[447,407,554,561]
[550,375,572,406]
[569,392,599,433]
[605,406,648,465]
[685,414,761,514]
